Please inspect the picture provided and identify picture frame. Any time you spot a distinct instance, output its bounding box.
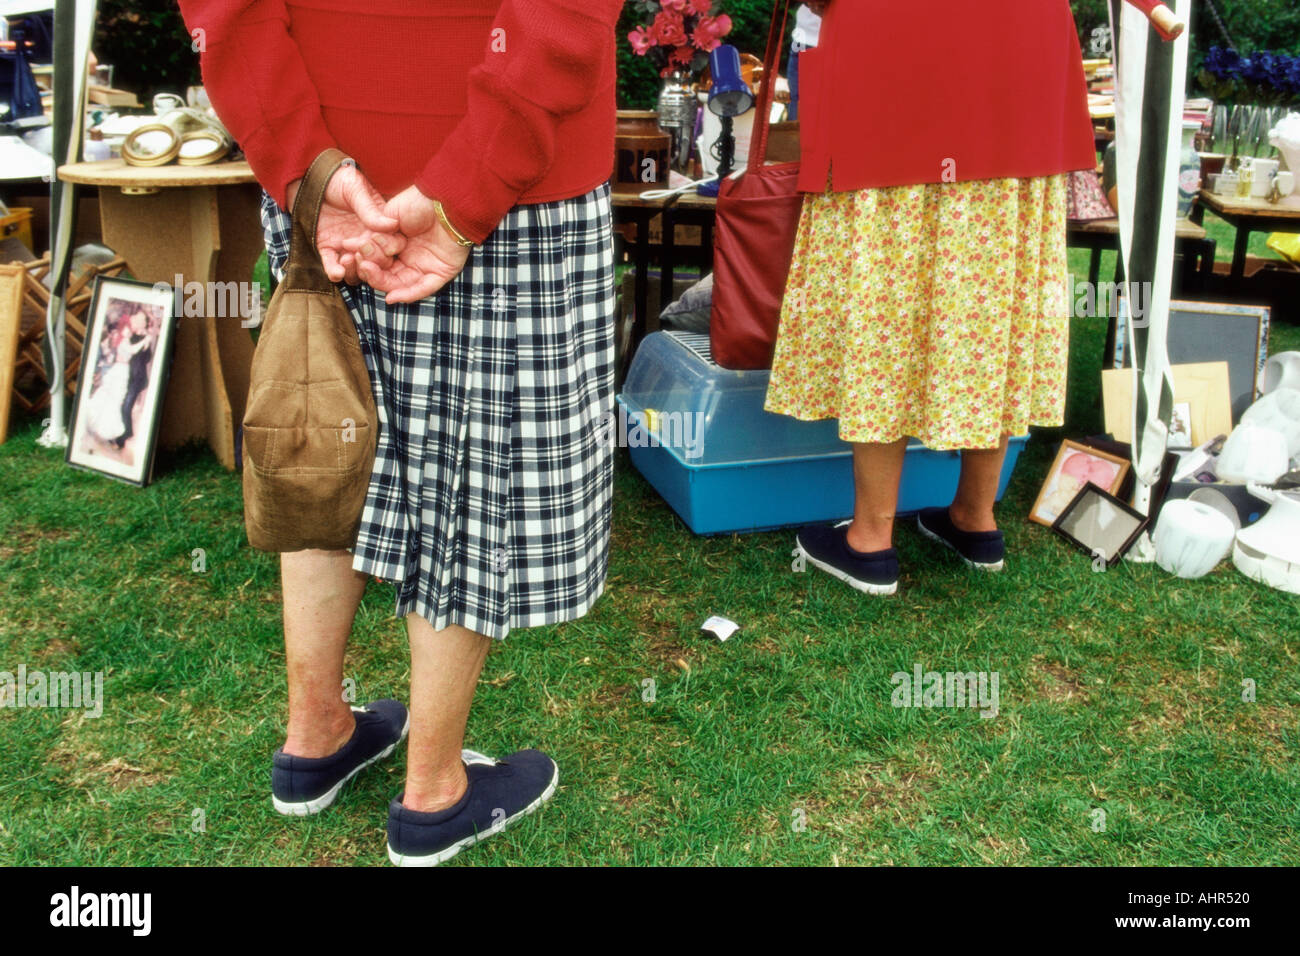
[1050,482,1150,568]
[1112,298,1270,422]
[1030,439,1131,527]
[66,276,176,486]
[0,264,23,445]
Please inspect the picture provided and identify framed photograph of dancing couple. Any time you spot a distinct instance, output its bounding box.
[67,276,176,486]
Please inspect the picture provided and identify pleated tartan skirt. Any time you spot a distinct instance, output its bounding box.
[260,184,616,640]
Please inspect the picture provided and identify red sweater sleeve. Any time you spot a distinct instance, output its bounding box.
[177,0,337,209]
[415,0,623,243]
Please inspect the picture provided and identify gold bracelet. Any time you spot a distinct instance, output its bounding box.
[431,199,475,247]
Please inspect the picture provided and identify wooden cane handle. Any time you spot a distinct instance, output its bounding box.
[1125,0,1185,41]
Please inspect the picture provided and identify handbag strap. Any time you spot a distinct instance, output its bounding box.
[746,0,792,171]
[282,147,354,294]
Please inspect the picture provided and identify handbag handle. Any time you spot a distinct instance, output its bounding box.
[283,147,354,295]
[745,0,792,172]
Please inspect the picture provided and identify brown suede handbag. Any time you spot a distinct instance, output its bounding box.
[242,148,377,552]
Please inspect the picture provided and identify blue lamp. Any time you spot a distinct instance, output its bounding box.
[699,44,753,197]
[707,44,754,118]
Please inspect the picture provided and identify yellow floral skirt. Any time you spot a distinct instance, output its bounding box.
[763,175,1070,450]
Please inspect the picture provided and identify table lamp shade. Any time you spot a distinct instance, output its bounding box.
[707,45,753,117]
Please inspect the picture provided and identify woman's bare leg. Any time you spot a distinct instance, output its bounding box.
[847,438,908,552]
[280,549,368,758]
[402,617,492,812]
[950,434,1010,532]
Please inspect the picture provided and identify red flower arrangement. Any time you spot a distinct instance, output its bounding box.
[627,0,733,77]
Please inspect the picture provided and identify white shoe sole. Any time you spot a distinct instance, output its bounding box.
[271,713,411,817]
[794,538,898,596]
[387,760,560,867]
[916,518,1005,571]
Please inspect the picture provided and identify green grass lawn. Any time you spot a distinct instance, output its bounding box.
[1,316,1297,867]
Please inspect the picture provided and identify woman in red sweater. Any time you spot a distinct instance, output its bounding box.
[768,0,1096,592]
[179,0,624,866]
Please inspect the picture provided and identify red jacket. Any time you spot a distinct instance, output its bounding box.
[178,0,623,243]
[796,0,1096,193]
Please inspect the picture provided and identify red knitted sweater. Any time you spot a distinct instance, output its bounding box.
[178,0,623,243]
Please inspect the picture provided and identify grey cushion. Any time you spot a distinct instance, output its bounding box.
[660,272,713,334]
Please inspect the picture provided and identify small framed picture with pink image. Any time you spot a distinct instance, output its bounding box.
[1030,440,1131,527]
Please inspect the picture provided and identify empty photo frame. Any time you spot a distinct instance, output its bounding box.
[1030,440,1131,527]
[1051,483,1149,567]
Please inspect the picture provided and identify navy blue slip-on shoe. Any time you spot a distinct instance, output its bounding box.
[794,521,899,595]
[916,507,1006,571]
[271,699,410,816]
[387,748,559,867]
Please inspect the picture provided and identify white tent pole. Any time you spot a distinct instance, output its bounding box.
[1109,0,1190,561]
[37,0,98,450]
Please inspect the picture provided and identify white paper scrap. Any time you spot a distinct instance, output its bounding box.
[701,615,739,642]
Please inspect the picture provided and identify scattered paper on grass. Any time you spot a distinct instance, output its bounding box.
[701,615,739,641]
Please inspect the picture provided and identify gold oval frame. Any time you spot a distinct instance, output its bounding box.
[176,130,230,166]
[121,124,181,167]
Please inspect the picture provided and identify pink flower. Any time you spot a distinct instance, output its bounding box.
[685,0,713,14]
[628,26,656,55]
[651,10,688,47]
[669,45,695,66]
[660,0,688,10]
[691,13,731,50]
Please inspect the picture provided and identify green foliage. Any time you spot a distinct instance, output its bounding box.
[618,0,785,109]
[1071,0,1113,56]
[1200,0,1300,57]
[94,0,200,102]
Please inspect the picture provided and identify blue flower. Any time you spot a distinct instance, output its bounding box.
[1283,55,1300,96]
[1205,45,1243,80]
[1241,51,1274,86]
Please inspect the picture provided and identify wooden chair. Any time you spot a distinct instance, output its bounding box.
[9,253,127,414]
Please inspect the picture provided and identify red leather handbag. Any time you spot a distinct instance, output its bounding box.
[708,0,803,370]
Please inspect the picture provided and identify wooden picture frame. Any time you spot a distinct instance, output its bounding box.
[1050,482,1150,568]
[1113,298,1270,422]
[1030,439,1131,527]
[66,277,176,486]
[0,264,23,445]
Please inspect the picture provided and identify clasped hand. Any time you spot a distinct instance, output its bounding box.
[288,165,472,305]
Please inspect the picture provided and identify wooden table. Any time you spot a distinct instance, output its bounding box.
[57,158,263,470]
[612,190,716,346]
[1067,215,1215,291]
[1189,189,1300,280]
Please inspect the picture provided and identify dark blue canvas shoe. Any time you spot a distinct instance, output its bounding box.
[387,749,559,866]
[794,521,899,595]
[917,507,1006,571]
[271,699,409,816]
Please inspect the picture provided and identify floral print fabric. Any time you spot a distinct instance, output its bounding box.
[764,175,1070,451]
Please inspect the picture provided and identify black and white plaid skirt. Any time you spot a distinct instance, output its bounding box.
[260,184,615,639]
